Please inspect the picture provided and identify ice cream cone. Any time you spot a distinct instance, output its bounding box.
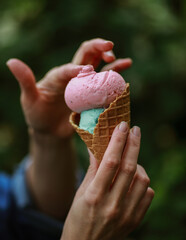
[70,83,130,163]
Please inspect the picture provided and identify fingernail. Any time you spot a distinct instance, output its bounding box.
[104,40,113,43]
[105,51,115,57]
[118,121,128,133]
[6,59,12,67]
[132,126,141,137]
[127,58,133,64]
[104,40,114,46]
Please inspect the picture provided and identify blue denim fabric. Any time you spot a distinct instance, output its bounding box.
[0,157,85,240]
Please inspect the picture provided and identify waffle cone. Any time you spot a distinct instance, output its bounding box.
[70,83,130,162]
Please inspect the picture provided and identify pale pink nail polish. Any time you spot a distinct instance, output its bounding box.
[118,121,128,133]
[132,126,141,137]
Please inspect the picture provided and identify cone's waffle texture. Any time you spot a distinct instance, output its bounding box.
[70,83,130,162]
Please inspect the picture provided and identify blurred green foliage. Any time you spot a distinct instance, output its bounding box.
[0,0,186,238]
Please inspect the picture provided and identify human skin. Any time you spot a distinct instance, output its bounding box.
[6,38,132,219]
[61,122,154,240]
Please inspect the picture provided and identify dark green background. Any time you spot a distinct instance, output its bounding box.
[0,0,186,239]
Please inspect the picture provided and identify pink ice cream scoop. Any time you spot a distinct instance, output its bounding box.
[64,65,126,113]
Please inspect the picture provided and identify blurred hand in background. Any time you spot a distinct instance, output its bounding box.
[7,38,132,138]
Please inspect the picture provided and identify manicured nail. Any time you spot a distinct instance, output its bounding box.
[118,121,128,133]
[132,126,141,137]
[105,51,115,57]
[104,40,113,43]
[6,59,12,67]
[104,40,114,46]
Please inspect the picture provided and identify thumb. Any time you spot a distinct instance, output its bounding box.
[86,149,99,181]
[78,149,98,194]
[40,63,84,91]
[88,149,97,167]
[6,58,38,102]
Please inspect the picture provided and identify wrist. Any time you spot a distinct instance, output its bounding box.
[28,127,73,147]
[27,127,77,219]
[28,126,76,166]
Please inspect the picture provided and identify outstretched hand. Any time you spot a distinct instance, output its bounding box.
[61,123,154,240]
[7,60,83,137]
[7,38,132,138]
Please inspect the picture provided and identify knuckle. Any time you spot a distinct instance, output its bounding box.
[136,174,150,186]
[105,206,119,221]
[85,187,101,207]
[138,165,145,173]
[81,40,89,49]
[132,138,140,148]
[105,156,120,170]
[122,163,136,176]
[136,173,150,186]
[129,135,140,148]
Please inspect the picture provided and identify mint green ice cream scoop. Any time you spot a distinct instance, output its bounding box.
[79,108,104,134]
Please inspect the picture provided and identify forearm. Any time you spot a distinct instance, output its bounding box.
[27,128,77,220]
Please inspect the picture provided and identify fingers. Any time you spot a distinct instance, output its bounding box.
[88,149,98,168]
[110,127,141,201]
[72,38,114,66]
[91,121,129,195]
[76,149,99,196]
[72,38,133,73]
[6,58,38,101]
[102,50,116,63]
[124,165,150,212]
[101,58,132,72]
[84,149,99,185]
[89,39,113,52]
[55,64,84,82]
[134,187,155,225]
[38,64,84,91]
[119,186,154,233]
